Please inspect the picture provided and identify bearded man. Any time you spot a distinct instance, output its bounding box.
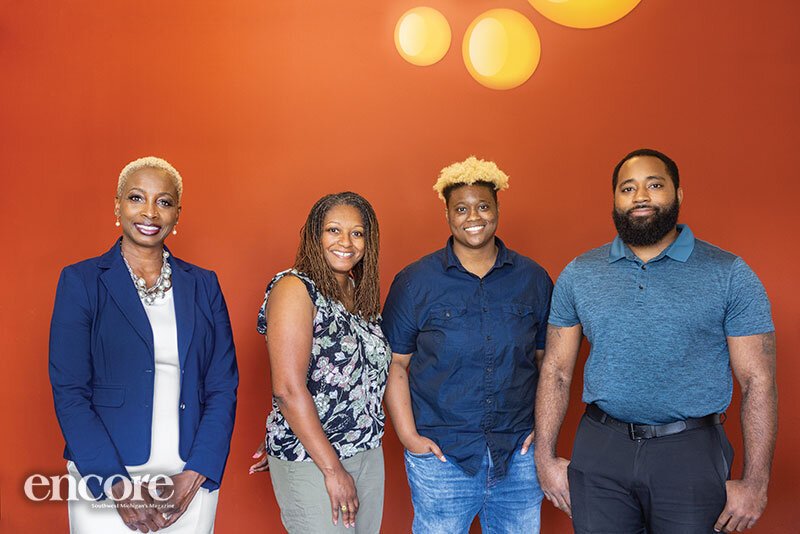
[534,148,777,534]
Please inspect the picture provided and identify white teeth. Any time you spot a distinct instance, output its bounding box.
[464,225,484,232]
[137,225,159,231]
[332,251,354,258]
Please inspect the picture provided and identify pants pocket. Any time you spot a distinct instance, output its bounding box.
[405,449,436,459]
[713,425,734,484]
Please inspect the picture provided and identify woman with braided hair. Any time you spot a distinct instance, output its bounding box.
[249,192,390,533]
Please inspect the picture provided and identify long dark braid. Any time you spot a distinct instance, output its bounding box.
[294,192,381,320]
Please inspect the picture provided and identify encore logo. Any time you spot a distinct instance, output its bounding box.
[23,473,175,502]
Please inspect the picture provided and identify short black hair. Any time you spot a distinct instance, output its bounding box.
[612,148,680,192]
[442,180,498,206]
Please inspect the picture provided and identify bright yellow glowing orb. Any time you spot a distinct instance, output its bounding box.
[463,9,541,90]
[528,0,641,29]
[394,7,452,66]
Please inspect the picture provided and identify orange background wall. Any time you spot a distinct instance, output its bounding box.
[1,1,798,532]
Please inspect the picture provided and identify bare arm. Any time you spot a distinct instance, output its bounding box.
[714,332,778,533]
[384,353,446,460]
[383,353,416,443]
[519,349,547,455]
[266,276,358,527]
[534,323,583,516]
[535,324,583,458]
[534,348,545,371]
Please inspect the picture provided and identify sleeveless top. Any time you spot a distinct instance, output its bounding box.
[257,269,392,461]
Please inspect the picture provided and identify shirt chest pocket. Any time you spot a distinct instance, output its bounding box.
[418,306,468,354]
[423,306,468,329]
[503,303,535,318]
[501,303,539,351]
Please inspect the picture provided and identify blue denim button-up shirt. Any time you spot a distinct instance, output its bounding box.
[382,237,552,477]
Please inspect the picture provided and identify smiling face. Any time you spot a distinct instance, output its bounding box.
[320,204,366,280]
[114,167,180,249]
[612,155,682,246]
[446,184,499,252]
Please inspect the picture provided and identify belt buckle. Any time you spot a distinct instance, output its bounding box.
[628,423,643,440]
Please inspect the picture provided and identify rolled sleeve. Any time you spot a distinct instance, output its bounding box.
[381,271,418,354]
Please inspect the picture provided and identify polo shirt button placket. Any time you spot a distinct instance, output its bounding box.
[635,261,647,304]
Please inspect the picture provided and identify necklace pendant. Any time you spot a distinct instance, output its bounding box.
[121,247,173,306]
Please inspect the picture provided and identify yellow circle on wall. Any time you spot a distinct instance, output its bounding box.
[528,0,641,29]
[463,9,541,90]
[394,7,452,66]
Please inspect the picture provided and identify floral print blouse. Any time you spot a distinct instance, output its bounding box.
[257,269,392,461]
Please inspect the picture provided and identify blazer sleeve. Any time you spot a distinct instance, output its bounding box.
[183,271,238,490]
[49,266,131,500]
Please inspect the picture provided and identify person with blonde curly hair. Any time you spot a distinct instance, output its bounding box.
[49,156,238,533]
[382,156,553,533]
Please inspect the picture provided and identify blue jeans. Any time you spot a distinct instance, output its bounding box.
[404,446,543,533]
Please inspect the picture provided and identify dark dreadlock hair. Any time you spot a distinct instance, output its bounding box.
[294,192,381,320]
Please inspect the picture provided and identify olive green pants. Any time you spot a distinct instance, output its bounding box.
[268,446,384,534]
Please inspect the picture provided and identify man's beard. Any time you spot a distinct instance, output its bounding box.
[612,198,680,247]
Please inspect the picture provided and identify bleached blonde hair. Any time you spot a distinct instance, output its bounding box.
[433,156,509,201]
[117,156,183,202]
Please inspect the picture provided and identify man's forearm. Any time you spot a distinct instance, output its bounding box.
[535,362,573,458]
[534,324,581,459]
[739,375,778,487]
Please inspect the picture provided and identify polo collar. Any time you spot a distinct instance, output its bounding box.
[608,224,695,264]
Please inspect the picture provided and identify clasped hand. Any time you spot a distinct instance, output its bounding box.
[113,470,206,532]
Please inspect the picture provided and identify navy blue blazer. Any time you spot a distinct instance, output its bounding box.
[49,241,238,499]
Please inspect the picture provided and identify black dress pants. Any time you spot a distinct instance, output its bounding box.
[568,411,733,534]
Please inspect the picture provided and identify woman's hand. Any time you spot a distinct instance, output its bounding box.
[111,479,167,532]
[402,433,447,462]
[249,439,269,474]
[323,464,359,528]
[158,470,207,528]
[265,277,361,527]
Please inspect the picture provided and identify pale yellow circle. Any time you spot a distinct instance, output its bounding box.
[463,9,541,90]
[394,7,452,66]
[528,0,641,29]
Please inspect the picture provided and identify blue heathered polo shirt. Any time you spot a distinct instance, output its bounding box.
[549,225,774,425]
[382,237,552,477]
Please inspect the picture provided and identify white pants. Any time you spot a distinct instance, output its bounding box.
[66,461,219,534]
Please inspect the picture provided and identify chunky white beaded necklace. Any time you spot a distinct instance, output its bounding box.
[121,248,172,305]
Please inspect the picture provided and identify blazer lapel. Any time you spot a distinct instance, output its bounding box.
[171,257,195,371]
[100,256,154,355]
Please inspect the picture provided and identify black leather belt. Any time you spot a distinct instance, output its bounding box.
[586,404,723,440]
